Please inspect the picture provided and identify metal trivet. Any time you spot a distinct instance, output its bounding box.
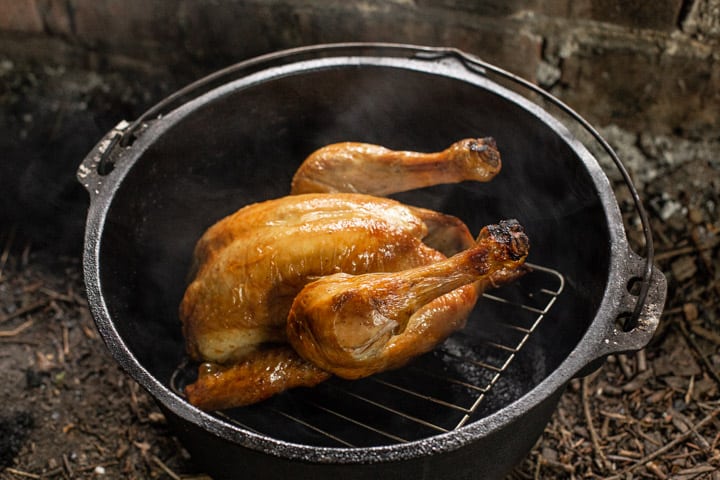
[171,263,564,447]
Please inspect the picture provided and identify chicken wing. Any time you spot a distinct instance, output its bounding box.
[185,346,331,411]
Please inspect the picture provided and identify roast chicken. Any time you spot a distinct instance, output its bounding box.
[180,138,529,410]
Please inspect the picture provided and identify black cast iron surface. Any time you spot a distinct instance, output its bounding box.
[78,44,666,479]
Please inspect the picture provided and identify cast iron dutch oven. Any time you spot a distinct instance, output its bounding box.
[77,43,667,479]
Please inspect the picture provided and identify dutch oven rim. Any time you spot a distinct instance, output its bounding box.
[79,43,666,465]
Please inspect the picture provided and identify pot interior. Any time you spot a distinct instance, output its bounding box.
[97,60,613,447]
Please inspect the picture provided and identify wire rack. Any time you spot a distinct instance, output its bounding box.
[171,262,564,447]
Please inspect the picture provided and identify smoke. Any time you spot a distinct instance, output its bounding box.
[0,60,187,260]
[0,110,95,256]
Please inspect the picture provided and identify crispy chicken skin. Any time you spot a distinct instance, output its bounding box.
[179,193,473,364]
[185,346,331,411]
[291,138,501,196]
[287,220,529,379]
[180,137,529,411]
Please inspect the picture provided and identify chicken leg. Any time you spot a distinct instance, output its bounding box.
[287,219,529,379]
[291,137,501,196]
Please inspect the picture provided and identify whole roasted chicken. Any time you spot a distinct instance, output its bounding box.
[180,138,529,410]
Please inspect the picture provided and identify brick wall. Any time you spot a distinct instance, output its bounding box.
[1,0,718,137]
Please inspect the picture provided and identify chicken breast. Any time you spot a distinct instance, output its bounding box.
[180,193,474,364]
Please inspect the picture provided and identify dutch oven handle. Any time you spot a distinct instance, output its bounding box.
[593,250,667,358]
[76,120,131,198]
[409,47,668,376]
[569,249,667,378]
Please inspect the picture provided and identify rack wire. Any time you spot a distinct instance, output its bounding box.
[171,262,564,447]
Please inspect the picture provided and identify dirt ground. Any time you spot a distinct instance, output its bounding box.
[1,66,719,479]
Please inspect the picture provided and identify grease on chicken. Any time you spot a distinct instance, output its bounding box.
[180,193,474,364]
[287,220,529,379]
[291,137,501,196]
[180,137,529,411]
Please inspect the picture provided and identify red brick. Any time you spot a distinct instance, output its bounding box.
[69,0,181,51]
[442,24,543,81]
[0,0,43,33]
[415,0,684,30]
[415,0,542,16]
[557,32,719,136]
[578,0,684,31]
[682,0,720,38]
[176,1,542,81]
[36,0,73,35]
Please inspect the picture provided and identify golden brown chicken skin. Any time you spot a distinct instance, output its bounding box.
[291,137,501,196]
[185,346,331,411]
[180,137,529,411]
[179,193,474,365]
[287,220,529,379]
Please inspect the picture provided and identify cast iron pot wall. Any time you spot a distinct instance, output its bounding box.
[78,45,666,480]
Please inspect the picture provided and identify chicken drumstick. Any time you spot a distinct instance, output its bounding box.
[291,137,501,196]
[287,220,529,379]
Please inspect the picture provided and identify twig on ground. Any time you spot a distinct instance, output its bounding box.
[0,317,34,337]
[62,453,74,478]
[62,323,70,357]
[636,349,647,372]
[691,228,720,298]
[152,455,182,480]
[677,321,720,386]
[128,381,144,421]
[654,237,719,262]
[582,375,609,472]
[617,354,634,379]
[0,299,50,324]
[604,408,720,480]
[645,461,668,479]
[670,408,712,452]
[675,465,719,478]
[685,375,695,404]
[3,467,41,479]
[689,323,720,346]
[0,225,17,281]
[39,287,86,306]
[661,306,685,317]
